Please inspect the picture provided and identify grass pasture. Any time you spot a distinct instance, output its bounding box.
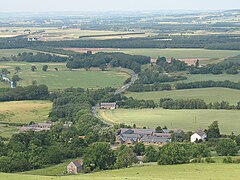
[0,62,130,90]
[126,88,240,105]
[184,73,240,83]
[0,48,43,57]
[0,100,52,138]
[99,108,240,134]
[115,48,240,59]
[0,100,52,124]
[66,48,240,64]
[2,163,240,180]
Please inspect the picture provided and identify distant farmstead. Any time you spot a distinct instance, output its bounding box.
[115,128,172,145]
[67,160,83,174]
[100,102,117,109]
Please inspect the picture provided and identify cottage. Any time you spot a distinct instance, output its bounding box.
[191,130,207,142]
[100,102,117,109]
[67,160,83,174]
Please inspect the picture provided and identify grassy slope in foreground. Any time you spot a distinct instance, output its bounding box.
[99,109,240,134]
[2,163,240,180]
[126,88,240,105]
[0,62,130,90]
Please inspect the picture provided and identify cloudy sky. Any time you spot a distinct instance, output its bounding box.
[0,0,239,12]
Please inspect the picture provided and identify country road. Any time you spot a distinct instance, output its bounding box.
[92,68,138,126]
[114,69,138,95]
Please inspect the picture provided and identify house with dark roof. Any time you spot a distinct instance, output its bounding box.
[116,128,172,145]
[191,129,207,142]
[67,160,83,174]
[140,135,171,145]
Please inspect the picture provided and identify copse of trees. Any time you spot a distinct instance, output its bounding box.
[157,57,188,72]
[189,62,240,75]
[66,52,150,73]
[158,143,211,165]
[137,68,187,84]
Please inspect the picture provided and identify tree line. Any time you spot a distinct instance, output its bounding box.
[128,80,240,92]
[159,98,240,110]
[0,85,49,102]
[0,52,68,62]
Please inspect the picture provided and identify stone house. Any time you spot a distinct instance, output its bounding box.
[67,160,83,174]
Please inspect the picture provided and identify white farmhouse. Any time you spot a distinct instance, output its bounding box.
[191,130,207,142]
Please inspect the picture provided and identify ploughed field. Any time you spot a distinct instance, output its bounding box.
[1,162,240,180]
[98,108,240,134]
[126,88,240,105]
[0,62,130,90]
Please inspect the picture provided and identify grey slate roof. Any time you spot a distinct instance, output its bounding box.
[72,160,83,167]
[196,129,207,137]
[140,135,171,143]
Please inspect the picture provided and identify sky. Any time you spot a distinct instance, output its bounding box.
[0,0,239,12]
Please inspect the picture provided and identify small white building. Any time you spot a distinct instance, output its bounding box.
[191,130,207,142]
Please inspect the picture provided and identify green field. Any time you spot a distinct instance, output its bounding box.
[99,109,240,134]
[0,100,52,124]
[126,88,240,105]
[2,163,240,180]
[0,100,52,138]
[184,73,240,83]
[107,48,240,59]
[0,49,45,57]
[0,62,130,90]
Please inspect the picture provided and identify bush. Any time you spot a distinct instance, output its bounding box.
[223,157,233,163]
[190,158,204,163]
[205,157,215,163]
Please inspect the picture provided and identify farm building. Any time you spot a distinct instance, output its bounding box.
[191,129,207,142]
[100,102,117,109]
[115,128,172,145]
[67,160,83,174]
[19,122,52,132]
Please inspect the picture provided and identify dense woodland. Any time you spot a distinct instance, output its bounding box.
[0,34,240,50]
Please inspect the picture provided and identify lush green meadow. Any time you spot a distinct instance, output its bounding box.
[0,100,52,124]
[0,62,130,90]
[1,163,240,180]
[126,88,240,105]
[99,109,240,134]
[0,100,52,138]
